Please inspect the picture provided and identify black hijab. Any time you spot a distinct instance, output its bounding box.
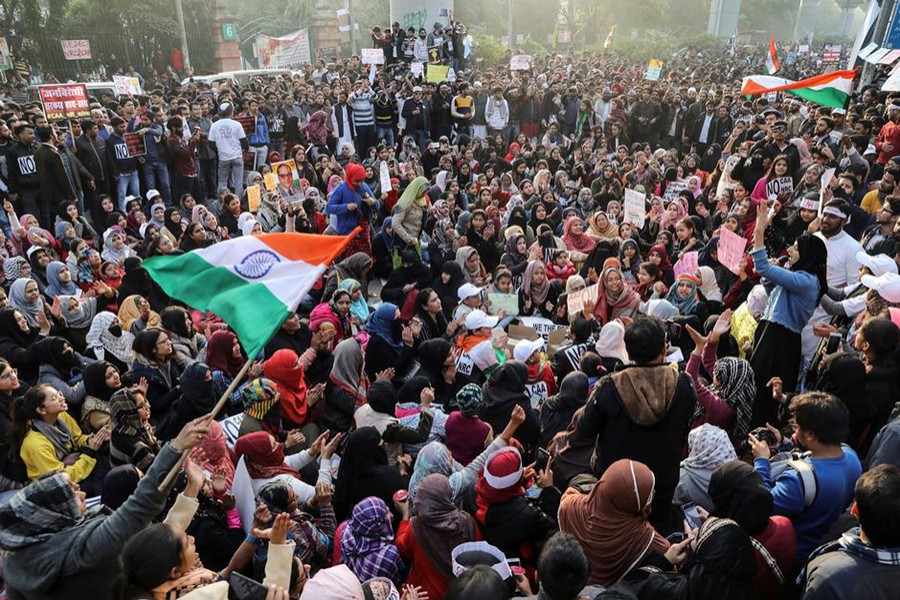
[708,460,773,536]
[83,360,119,403]
[431,261,465,319]
[0,307,35,347]
[176,362,215,423]
[333,426,404,521]
[118,257,169,311]
[792,232,828,302]
[101,464,140,509]
[34,336,78,376]
[367,379,398,415]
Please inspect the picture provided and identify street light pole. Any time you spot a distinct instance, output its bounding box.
[174,0,192,70]
[508,0,514,49]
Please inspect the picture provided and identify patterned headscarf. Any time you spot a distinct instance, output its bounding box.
[665,272,700,316]
[340,497,404,583]
[709,357,756,440]
[242,377,282,435]
[0,472,86,550]
[455,383,484,418]
[682,424,737,471]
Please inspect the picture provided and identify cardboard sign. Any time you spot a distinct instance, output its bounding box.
[663,180,687,203]
[623,188,646,226]
[361,48,385,65]
[379,161,392,195]
[766,176,794,199]
[38,84,90,120]
[469,340,499,371]
[123,132,145,156]
[263,172,277,191]
[567,283,599,315]
[247,184,261,212]
[526,381,548,409]
[673,251,699,277]
[455,351,475,376]
[426,65,450,83]
[236,115,256,136]
[510,54,532,70]
[520,316,567,340]
[487,292,519,316]
[61,39,91,60]
[717,226,748,275]
[113,75,142,96]
[645,59,663,81]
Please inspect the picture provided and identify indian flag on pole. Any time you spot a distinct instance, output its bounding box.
[741,69,856,109]
[604,24,616,49]
[143,229,360,358]
[766,36,780,74]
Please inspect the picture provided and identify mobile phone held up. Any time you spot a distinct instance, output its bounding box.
[535,447,550,473]
[682,502,702,530]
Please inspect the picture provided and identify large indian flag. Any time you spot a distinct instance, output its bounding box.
[741,69,856,109]
[143,229,359,358]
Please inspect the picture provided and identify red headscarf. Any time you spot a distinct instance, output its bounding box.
[345,163,366,191]
[562,216,598,254]
[189,420,236,489]
[234,431,299,479]
[205,330,244,379]
[648,243,674,272]
[264,349,309,427]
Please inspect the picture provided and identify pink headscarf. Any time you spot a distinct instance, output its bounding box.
[189,420,235,489]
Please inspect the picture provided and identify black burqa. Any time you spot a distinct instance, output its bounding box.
[478,361,539,454]
[333,426,408,522]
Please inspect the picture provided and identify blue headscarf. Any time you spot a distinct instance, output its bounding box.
[339,278,370,325]
[45,261,80,298]
[665,273,701,316]
[378,217,393,246]
[698,236,720,268]
[368,302,403,351]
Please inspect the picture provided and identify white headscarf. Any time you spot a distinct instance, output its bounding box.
[85,311,135,366]
[697,266,723,302]
[595,321,628,363]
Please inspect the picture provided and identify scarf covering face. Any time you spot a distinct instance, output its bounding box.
[86,311,135,365]
[455,246,485,284]
[9,277,45,327]
[368,303,403,352]
[709,357,756,440]
[109,389,158,446]
[0,472,86,550]
[558,458,669,586]
[45,261,80,298]
[563,217,598,253]
[205,330,243,379]
[523,260,551,305]
[118,295,161,332]
[339,278,370,324]
[398,176,430,210]
[234,431,299,479]
[59,295,97,329]
[242,377,282,435]
[411,474,477,579]
[264,348,309,426]
[666,272,701,316]
[340,496,403,583]
[329,338,368,403]
[189,419,235,489]
[708,461,774,536]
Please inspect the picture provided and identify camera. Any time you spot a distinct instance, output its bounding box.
[739,427,779,456]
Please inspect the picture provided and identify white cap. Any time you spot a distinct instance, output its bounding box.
[473,81,483,88]
[861,272,900,303]
[457,283,483,301]
[412,86,423,93]
[857,250,899,277]
[832,108,846,115]
[451,541,512,580]
[465,309,499,331]
[219,102,231,113]
[145,189,161,201]
[124,194,141,204]
[865,144,878,156]
[513,338,544,362]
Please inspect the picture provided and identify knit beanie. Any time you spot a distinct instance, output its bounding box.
[455,383,484,418]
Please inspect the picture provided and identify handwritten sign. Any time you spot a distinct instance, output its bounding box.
[263,172,277,191]
[379,161,392,195]
[488,292,519,317]
[113,75,142,96]
[673,251,699,277]
[526,381,548,409]
[623,188,646,226]
[819,167,836,217]
[124,132,145,156]
[567,283,599,315]
[426,65,450,83]
[61,39,91,60]
[766,176,793,199]
[247,184,261,212]
[361,48,385,65]
[663,180,687,203]
[510,54,532,70]
[717,226,748,275]
[410,62,424,77]
[38,84,90,120]
[236,115,256,136]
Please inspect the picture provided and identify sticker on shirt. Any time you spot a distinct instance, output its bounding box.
[455,352,475,376]
[17,155,35,175]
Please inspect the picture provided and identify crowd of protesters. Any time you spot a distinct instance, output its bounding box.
[0,19,898,600]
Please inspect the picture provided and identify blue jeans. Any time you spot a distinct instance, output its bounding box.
[376,125,395,149]
[142,160,172,205]
[116,171,140,211]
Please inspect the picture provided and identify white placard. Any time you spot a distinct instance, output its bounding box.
[61,39,91,60]
[361,48,385,65]
[113,75,142,96]
[410,62,424,76]
[221,413,245,448]
[510,55,532,70]
[623,188,646,226]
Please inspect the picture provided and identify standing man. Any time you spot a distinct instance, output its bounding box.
[107,116,140,211]
[134,107,172,206]
[875,102,900,165]
[35,126,77,224]
[187,101,215,201]
[451,82,475,140]
[75,119,116,225]
[208,102,248,198]
[245,99,269,172]
[472,81,488,140]
[331,91,354,155]
[401,86,430,151]
[166,117,201,203]
[348,80,376,157]
[5,123,39,219]
[485,86,509,144]
[262,92,287,159]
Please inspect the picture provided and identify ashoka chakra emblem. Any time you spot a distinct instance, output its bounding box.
[234,250,281,279]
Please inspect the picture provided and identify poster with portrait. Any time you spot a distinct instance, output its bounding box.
[270,160,302,203]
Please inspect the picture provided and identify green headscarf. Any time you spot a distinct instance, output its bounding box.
[398,176,431,210]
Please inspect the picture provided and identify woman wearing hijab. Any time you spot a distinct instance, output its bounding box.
[456,246,489,286]
[205,329,244,384]
[371,217,394,279]
[392,176,429,257]
[84,311,134,372]
[339,496,405,586]
[189,419,235,490]
[174,362,216,428]
[310,288,353,351]
[323,338,369,433]
[380,249,432,313]
[80,360,121,434]
[709,461,797,598]
[338,278,370,328]
[594,263,641,325]
[160,306,207,369]
[117,257,169,311]
[9,278,46,328]
[500,232,530,285]
[646,243,675,286]
[749,209,826,427]
[559,458,669,586]
[665,272,706,319]
[108,385,162,471]
[519,260,558,319]
[56,294,96,352]
[674,424,737,511]
[100,229,136,267]
[264,348,320,442]
[365,302,418,381]
[327,163,376,257]
[160,207,185,245]
[396,474,479,600]
[697,265,724,305]
[118,294,160,335]
[0,307,50,383]
[354,379,433,464]
[427,217,458,276]
[586,211,619,241]
[562,217,598,264]
[479,361,540,452]
[432,261,465,320]
[619,238,642,285]
[415,338,458,407]
[623,517,758,600]
[45,261,80,300]
[538,371,589,449]
[322,252,372,301]
[333,426,408,521]
[33,335,91,406]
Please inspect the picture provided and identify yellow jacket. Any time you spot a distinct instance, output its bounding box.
[20,411,96,482]
[860,189,884,215]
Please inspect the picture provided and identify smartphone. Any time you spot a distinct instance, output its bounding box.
[535,447,550,472]
[825,332,842,354]
[228,572,269,600]
[682,502,702,530]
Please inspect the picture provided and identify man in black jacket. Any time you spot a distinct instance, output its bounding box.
[35,126,85,224]
[572,316,697,532]
[5,123,39,218]
[75,119,116,225]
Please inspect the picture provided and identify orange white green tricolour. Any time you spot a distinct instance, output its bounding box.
[741,69,856,109]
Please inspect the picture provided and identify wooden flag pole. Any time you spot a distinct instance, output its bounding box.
[157,358,254,492]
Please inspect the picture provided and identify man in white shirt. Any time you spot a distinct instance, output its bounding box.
[207,102,248,198]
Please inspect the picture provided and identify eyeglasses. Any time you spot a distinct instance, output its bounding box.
[0,368,17,380]
[156,338,173,346]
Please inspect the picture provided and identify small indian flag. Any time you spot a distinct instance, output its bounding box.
[766,36,780,75]
[143,229,360,358]
[741,69,856,109]
[604,24,617,49]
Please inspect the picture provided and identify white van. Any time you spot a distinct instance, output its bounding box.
[181,68,303,88]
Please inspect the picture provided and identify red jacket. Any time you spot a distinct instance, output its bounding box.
[875,119,900,164]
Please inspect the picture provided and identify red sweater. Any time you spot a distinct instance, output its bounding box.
[396,519,482,600]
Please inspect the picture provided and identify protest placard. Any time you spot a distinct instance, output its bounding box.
[623,188,646,226]
[38,84,90,121]
[819,167,836,217]
[361,48,384,65]
[0,38,12,71]
[113,75,142,96]
[567,283,599,315]
[61,39,91,60]
[673,251,699,277]
[645,59,663,81]
[717,226,748,275]
[426,65,450,83]
[263,172,277,191]
[123,133,145,157]
[663,180,687,203]
[410,62,424,76]
[236,115,256,136]
[520,316,568,340]
[247,185,261,213]
[488,292,519,317]
[765,176,794,199]
[379,161,392,195]
[510,55,532,70]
